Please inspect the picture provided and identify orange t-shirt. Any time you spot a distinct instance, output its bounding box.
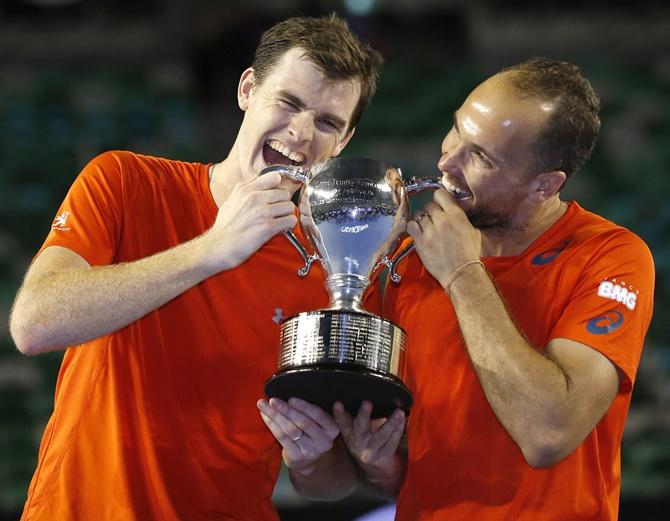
[385,202,654,521]
[21,151,380,521]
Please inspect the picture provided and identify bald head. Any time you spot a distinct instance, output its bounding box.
[494,58,601,181]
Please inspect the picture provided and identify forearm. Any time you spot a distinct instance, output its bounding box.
[10,235,217,355]
[288,439,359,500]
[447,264,572,463]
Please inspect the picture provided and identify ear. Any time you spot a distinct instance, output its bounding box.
[330,126,357,157]
[237,68,255,111]
[528,170,567,203]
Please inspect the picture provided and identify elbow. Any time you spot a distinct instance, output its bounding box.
[519,431,573,469]
[10,311,49,356]
[522,446,562,469]
[10,324,41,356]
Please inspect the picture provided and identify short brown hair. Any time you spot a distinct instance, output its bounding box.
[502,58,601,182]
[251,14,383,132]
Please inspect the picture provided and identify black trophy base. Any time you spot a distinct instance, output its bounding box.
[264,364,412,419]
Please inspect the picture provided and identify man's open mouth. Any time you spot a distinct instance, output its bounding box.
[443,179,472,200]
[263,140,306,167]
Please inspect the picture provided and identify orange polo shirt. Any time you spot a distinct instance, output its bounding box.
[385,202,654,520]
[21,151,380,521]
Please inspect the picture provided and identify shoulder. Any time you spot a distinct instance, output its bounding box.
[89,150,194,174]
[556,207,655,313]
[82,150,205,191]
[565,203,652,266]
[84,150,150,172]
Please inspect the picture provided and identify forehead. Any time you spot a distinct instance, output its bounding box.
[458,75,554,155]
[259,47,361,121]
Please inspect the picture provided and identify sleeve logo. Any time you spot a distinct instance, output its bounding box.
[531,241,569,265]
[51,211,71,232]
[597,279,638,310]
[586,310,624,334]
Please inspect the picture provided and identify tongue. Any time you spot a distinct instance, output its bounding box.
[263,144,294,166]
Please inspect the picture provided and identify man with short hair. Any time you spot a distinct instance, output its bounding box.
[9,14,382,521]
[281,58,654,520]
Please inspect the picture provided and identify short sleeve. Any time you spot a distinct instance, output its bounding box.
[550,232,655,392]
[38,151,125,266]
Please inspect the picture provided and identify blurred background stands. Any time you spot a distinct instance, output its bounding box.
[1,0,669,519]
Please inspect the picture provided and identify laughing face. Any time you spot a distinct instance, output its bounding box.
[437,74,556,233]
[233,47,360,186]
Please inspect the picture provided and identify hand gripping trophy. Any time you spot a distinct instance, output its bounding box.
[264,157,440,418]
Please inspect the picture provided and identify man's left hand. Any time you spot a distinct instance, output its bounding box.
[257,397,340,471]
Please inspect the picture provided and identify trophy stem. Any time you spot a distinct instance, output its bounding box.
[326,274,369,312]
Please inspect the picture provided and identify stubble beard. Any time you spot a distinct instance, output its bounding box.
[466,207,527,236]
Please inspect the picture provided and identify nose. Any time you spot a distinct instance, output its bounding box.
[437,132,462,172]
[288,111,315,143]
[437,150,451,172]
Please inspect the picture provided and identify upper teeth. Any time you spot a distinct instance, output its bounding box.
[267,140,305,164]
[443,179,470,197]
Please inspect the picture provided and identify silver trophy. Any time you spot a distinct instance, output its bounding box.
[263,157,440,418]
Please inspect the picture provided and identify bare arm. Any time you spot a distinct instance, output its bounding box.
[10,242,214,354]
[10,172,296,355]
[447,265,619,467]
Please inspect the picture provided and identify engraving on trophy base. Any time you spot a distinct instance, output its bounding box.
[264,310,412,418]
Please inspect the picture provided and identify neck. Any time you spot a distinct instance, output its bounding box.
[209,150,244,208]
[481,197,567,257]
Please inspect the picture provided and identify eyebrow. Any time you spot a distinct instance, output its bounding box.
[278,90,347,131]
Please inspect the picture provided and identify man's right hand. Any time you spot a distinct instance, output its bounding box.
[333,400,407,495]
[206,171,297,271]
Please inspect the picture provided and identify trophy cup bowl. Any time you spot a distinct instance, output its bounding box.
[263,157,440,418]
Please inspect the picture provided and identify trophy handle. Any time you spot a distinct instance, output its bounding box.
[261,164,321,277]
[283,230,320,277]
[379,241,415,283]
[378,175,442,282]
[260,164,310,184]
[404,175,443,193]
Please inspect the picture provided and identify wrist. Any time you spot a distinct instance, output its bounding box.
[286,456,320,477]
[196,228,238,275]
[360,455,400,484]
[290,464,317,478]
[440,260,486,294]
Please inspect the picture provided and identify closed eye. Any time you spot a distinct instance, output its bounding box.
[279,98,299,111]
[318,118,340,132]
[473,148,493,168]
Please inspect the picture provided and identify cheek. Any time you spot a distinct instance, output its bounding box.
[466,174,495,200]
[257,105,287,129]
[313,134,341,159]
